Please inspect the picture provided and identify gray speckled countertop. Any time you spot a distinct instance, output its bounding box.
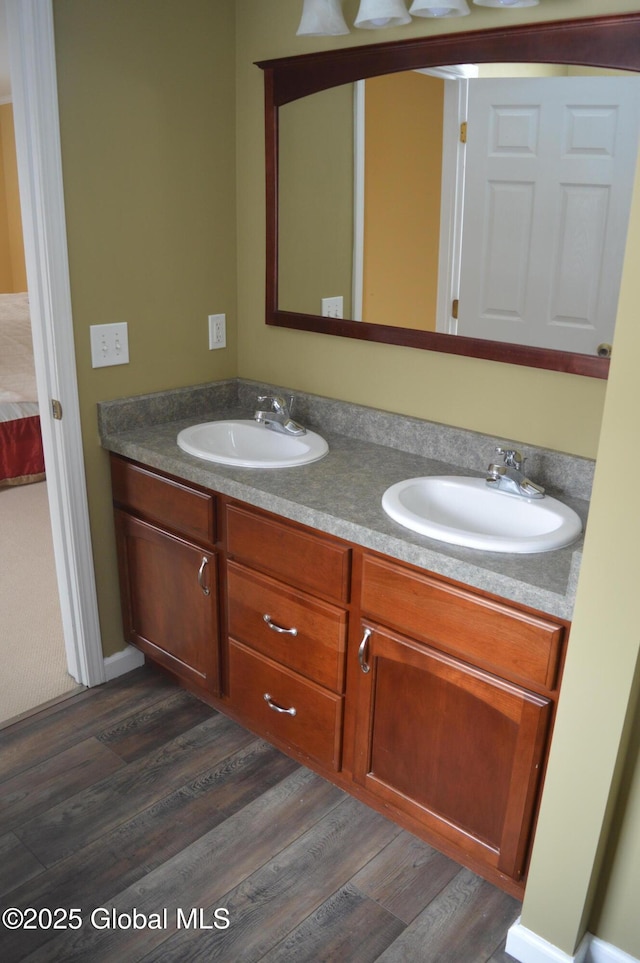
[98,378,593,621]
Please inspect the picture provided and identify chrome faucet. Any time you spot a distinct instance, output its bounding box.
[254,394,306,436]
[486,447,545,499]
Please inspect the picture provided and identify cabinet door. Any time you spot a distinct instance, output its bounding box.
[353,623,551,881]
[115,510,220,693]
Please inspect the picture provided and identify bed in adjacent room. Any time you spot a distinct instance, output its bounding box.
[0,292,45,487]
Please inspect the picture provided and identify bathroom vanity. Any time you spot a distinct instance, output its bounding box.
[101,380,591,898]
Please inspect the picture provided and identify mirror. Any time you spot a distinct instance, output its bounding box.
[258,14,640,378]
[278,68,638,358]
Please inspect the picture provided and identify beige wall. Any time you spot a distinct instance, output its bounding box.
[0,103,26,293]
[278,84,354,317]
[522,143,640,958]
[50,0,640,957]
[54,0,238,660]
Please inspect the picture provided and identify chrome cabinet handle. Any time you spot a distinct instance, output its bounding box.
[197,556,210,596]
[263,614,298,636]
[263,693,296,716]
[359,627,372,674]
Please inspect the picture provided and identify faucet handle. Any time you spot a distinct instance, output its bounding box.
[495,446,524,470]
[257,394,291,414]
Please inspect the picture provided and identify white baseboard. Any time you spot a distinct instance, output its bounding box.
[103,644,145,681]
[506,920,639,963]
[506,920,590,963]
[588,937,640,963]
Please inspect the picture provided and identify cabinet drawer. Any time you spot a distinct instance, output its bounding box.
[361,554,564,690]
[226,503,350,603]
[227,562,347,692]
[111,456,215,544]
[228,641,343,771]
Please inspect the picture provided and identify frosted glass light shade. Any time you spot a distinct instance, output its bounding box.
[473,0,538,7]
[410,0,470,16]
[296,0,350,36]
[354,0,412,29]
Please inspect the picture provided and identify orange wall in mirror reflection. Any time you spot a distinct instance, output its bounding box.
[363,72,443,330]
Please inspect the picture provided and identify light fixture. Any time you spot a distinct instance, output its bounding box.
[354,0,412,29]
[473,0,539,7]
[296,0,350,36]
[410,0,470,15]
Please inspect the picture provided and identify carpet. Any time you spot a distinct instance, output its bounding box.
[0,480,80,726]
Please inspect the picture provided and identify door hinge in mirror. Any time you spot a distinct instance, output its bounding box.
[51,399,63,420]
[452,299,459,320]
[460,121,467,144]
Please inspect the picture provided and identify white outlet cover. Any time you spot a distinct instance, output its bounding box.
[208,313,226,349]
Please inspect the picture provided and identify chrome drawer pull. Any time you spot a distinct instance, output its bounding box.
[197,556,210,596]
[263,614,298,636]
[263,693,297,716]
[359,627,372,674]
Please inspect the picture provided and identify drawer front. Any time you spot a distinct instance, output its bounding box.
[361,554,564,690]
[227,562,347,692]
[111,456,215,544]
[229,641,343,771]
[226,503,350,603]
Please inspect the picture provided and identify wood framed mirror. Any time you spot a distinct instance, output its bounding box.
[258,13,640,379]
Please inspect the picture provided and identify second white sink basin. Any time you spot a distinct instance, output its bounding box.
[177,419,328,468]
[382,475,582,554]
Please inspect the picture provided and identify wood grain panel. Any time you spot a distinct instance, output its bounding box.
[352,832,460,925]
[15,712,248,867]
[0,738,124,834]
[227,561,347,692]
[0,833,45,898]
[96,690,217,762]
[111,455,215,545]
[361,553,565,690]
[226,502,351,603]
[228,641,343,771]
[115,510,220,691]
[0,669,176,783]
[353,624,551,880]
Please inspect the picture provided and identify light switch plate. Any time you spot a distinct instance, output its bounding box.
[321,296,343,319]
[90,322,129,368]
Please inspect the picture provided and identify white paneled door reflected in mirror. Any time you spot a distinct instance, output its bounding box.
[278,68,638,358]
[260,14,640,378]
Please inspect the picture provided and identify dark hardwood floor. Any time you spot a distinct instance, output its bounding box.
[0,665,521,962]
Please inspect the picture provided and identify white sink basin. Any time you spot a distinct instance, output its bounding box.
[177,419,328,468]
[382,475,582,554]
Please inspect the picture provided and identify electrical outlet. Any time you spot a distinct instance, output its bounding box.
[90,322,129,368]
[208,313,226,349]
[321,296,343,319]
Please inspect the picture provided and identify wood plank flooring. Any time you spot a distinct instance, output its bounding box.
[0,665,521,962]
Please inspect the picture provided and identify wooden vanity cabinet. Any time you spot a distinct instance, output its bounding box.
[111,456,221,693]
[353,553,566,884]
[109,455,568,894]
[224,503,351,771]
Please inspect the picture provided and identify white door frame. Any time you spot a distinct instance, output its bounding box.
[6,0,105,687]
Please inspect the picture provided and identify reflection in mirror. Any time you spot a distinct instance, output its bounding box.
[261,14,640,377]
[278,65,640,357]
